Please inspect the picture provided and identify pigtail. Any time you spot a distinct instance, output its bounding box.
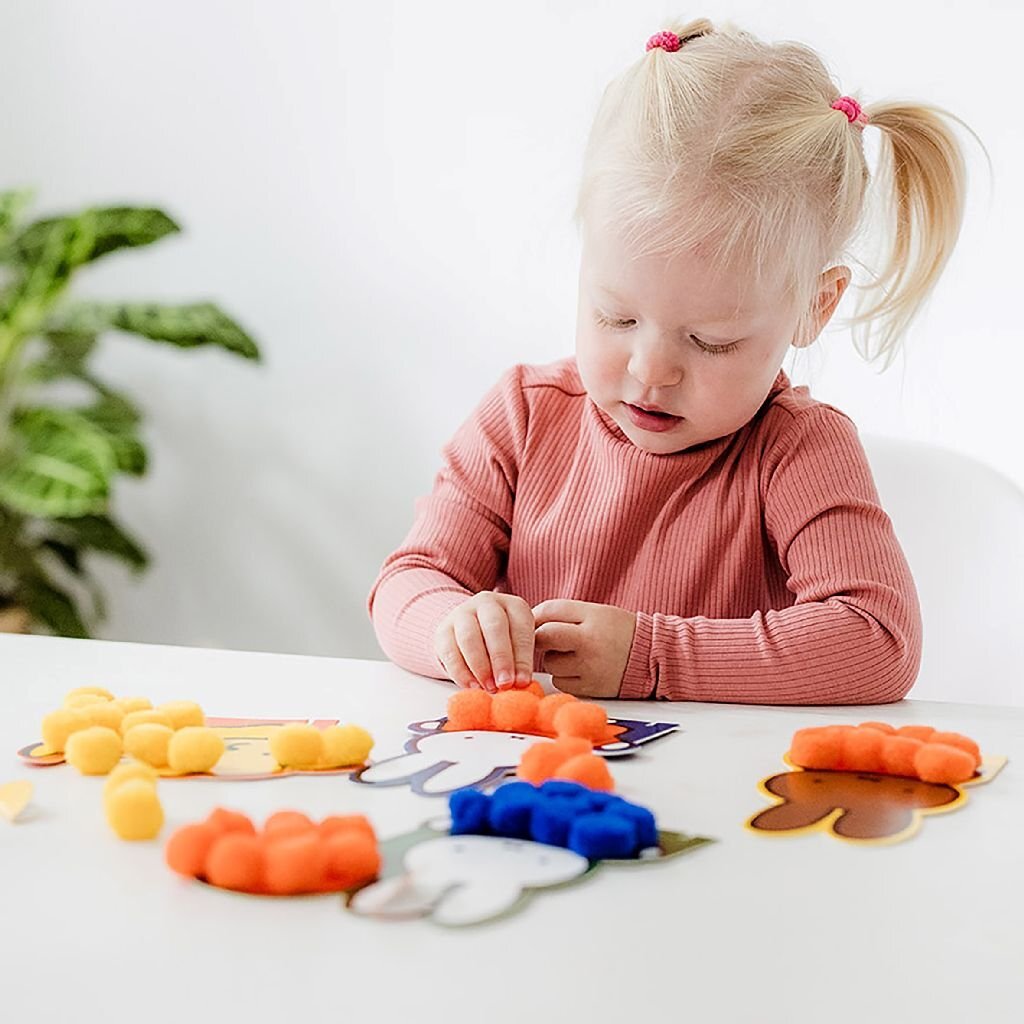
[851,102,970,365]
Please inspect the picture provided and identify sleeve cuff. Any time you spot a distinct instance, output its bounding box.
[618,612,656,699]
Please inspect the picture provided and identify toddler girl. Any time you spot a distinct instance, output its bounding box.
[368,18,969,705]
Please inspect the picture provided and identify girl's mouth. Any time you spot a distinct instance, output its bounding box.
[625,403,683,433]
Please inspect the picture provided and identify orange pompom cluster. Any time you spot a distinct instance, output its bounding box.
[444,686,615,744]
[789,722,982,785]
[517,737,615,791]
[165,807,381,896]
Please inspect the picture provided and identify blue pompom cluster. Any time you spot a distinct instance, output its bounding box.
[449,780,659,860]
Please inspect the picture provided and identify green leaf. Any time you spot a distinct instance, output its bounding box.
[16,575,90,637]
[21,333,99,384]
[0,189,33,249]
[44,300,261,360]
[41,537,82,575]
[7,207,179,269]
[0,407,117,517]
[54,514,148,571]
[78,396,147,475]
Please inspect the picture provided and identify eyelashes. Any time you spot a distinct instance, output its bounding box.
[593,312,740,356]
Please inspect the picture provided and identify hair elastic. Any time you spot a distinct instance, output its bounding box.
[831,96,869,125]
[646,30,683,52]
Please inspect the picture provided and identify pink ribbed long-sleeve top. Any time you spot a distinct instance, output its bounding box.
[368,358,921,705]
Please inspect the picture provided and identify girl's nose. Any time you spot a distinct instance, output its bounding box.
[626,335,683,389]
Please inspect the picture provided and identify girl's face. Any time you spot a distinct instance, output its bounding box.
[575,224,834,455]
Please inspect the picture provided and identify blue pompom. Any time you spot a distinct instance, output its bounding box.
[530,799,577,848]
[538,780,589,800]
[568,812,638,860]
[604,798,659,850]
[488,784,538,839]
[449,788,491,835]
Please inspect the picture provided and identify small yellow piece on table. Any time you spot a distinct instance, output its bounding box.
[158,701,205,729]
[0,781,34,822]
[105,779,164,840]
[270,724,322,769]
[104,762,158,798]
[41,708,92,754]
[124,723,174,768]
[64,686,115,704]
[65,726,124,775]
[120,709,174,736]
[319,725,374,768]
[167,727,225,774]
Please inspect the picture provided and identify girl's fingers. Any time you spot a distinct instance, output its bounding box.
[504,599,537,685]
[436,632,474,689]
[453,614,496,692]
[539,650,577,676]
[533,599,587,626]
[534,621,577,655]
[435,629,477,689]
[477,602,516,689]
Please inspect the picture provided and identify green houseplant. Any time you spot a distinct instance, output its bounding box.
[0,189,260,637]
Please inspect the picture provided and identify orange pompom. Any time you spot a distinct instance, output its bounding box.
[929,731,981,767]
[789,726,844,769]
[523,680,545,698]
[205,833,265,892]
[263,831,329,895]
[319,814,376,841]
[556,753,615,792]
[165,822,221,878]
[491,690,540,733]
[446,689,492,731]
[206,808,256,836]
[553,701,607,742]
[840,727,886,773]
[897,724,936,743]
[535,693,577,735]
[859,721,896,735]
[264,810,316,839]
[914,743,976,785]
[517,737,592,784]
[880,735,924,778]
[322,830,382,890]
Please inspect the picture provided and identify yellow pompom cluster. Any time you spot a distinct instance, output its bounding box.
[269,723,374,770]
[103,763,164,840]
[39,689,219,776]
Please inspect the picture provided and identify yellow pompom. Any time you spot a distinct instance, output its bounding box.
[158,701,205,729]
[123,724,174,767]
[319,725,374,768]
[64,686,115,703]
[41,708,91,753]
[65,726,123,775]
[82,702,124,732]
[105,779,163,840]
[269,724,323,769]
[167,727,225,774]
[103,761,158,799]
[64,693,110,709]
[120,709,173,735]
[113,697,152,714]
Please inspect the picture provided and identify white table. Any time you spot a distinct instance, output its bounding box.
[2,634,1021,1023]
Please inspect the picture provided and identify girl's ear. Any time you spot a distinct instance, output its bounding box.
[792,266,852,349]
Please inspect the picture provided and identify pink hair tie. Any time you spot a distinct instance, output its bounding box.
[646,31,682,52]
[831,96,868,125]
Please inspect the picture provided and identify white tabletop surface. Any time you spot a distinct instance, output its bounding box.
[2,633,1021,1023]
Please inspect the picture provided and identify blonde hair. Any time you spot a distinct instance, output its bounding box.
[577,18,971,366]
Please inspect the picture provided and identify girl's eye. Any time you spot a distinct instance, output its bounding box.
[595,312,636,330]
[690,334,740,356]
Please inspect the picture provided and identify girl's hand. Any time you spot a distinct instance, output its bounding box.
[533,600,637,699]
[434,592,536,693]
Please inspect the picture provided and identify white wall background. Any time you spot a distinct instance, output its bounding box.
[0,0,1020,662]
